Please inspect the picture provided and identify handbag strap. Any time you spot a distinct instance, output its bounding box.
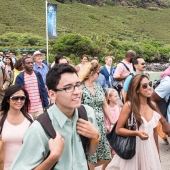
[127,112,137,130]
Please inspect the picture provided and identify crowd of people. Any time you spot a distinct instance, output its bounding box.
[0,50,170,170]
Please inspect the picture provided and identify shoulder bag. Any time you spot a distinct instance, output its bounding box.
[106,112,136,160]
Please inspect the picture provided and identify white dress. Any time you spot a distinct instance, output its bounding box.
[107,111,162,170]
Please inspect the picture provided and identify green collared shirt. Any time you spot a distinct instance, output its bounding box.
[11,104,98,170]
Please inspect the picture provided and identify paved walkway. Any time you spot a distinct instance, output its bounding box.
[95,137,170,170]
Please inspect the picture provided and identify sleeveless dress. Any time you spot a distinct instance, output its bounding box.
[107,111,162,170]
[81,82,112,163]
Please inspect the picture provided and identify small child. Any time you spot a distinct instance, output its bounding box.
[105,88,121,132]
[104,88,121,157]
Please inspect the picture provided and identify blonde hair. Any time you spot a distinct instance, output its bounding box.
[105,88,118,104]
[105,56,113,60]
[78,62,100,82]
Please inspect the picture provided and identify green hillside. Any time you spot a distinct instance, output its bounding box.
[0,0,170,47]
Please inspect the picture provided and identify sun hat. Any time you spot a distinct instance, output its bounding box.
[33,50,43,58]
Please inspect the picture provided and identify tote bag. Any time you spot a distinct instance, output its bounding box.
[106,112,136,160]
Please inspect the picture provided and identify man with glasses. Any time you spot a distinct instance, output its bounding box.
[11,64,99,170]
[123,56,146,101]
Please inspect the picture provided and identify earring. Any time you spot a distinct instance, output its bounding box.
[137,91,139,93]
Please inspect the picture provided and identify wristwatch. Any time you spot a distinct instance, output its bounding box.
[90,133,100,143]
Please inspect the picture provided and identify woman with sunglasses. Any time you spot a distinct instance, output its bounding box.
[107,74,162,170]
[0,84,33,170]
[79,62,114,170]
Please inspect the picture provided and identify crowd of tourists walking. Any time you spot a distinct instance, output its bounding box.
[0,50,170,170]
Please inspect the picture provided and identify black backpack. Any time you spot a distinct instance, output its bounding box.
[36,105,89,170]
[153,75,170,118]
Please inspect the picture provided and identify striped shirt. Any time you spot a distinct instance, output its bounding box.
[24,72,43,113]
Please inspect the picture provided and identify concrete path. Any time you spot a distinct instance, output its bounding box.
[95,137,170,170]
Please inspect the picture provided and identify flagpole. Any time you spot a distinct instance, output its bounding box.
[46,0,49,65]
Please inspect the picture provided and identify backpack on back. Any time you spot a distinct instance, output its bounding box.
[36,105,89,170]
[153,75,170,118]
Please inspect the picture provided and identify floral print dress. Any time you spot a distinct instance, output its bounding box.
[81,82,111,163]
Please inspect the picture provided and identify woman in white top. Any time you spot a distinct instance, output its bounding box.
[0,84,33,170]
[107,75,162,170]
[75,54,89,72]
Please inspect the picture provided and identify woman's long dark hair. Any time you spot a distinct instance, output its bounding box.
[0,85,33,128]
[6,57,14,70]
[126,74,156,127]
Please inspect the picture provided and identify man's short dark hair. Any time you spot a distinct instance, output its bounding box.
[132,56,143,71]
[22,57,32,64]
[46,64,78,90]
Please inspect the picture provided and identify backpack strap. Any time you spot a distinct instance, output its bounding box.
[77,105,90,158]
[36,111,57,170]
[37,111,56,139]
[120,62,130,72]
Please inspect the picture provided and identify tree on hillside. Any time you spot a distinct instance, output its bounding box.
[53,34,100,60]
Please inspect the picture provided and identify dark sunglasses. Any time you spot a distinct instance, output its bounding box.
[141,81,152,89]
[10,95,26,101]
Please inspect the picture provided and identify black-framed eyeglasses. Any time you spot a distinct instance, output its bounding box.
[53,82,85,93]
[141,81,152,89]
[10,95,26,101]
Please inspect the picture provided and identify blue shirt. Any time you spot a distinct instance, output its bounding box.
[155,76,170,123]
[33,63,49,85]
[124,71,145,92]
[96,73,108,92]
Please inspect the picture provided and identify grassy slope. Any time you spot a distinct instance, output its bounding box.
[1,0,170,44]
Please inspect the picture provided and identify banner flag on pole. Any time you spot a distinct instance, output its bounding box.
[47,3,57,38]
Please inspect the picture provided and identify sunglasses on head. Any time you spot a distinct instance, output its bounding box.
[141,81,152,89]
[10,95,26,101]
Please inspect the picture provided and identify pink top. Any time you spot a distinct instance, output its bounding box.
[161,66,170,78]
[2,118,31,170]
[114,59,133,78]
[105,105,121,130]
